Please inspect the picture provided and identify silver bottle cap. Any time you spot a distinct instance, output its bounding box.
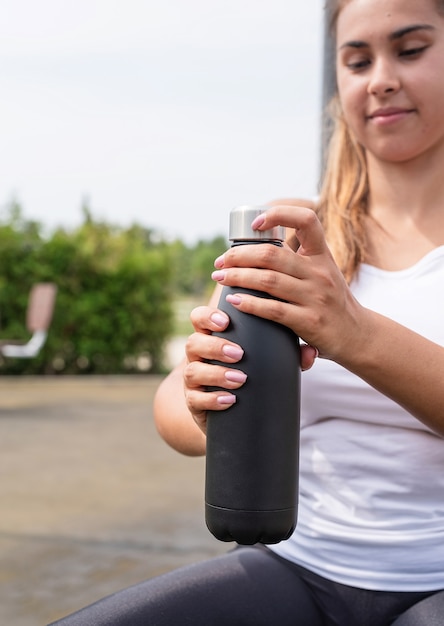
[229,205,285,242]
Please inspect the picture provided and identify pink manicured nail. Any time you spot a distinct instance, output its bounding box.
[217,394,237,405]
[225,370,247,384]
[251,214,266,230]
[214,255,225,268]
[211,312,228,328]
[212,270,226,281]
[222,345,244,360]
[226,293,242,305]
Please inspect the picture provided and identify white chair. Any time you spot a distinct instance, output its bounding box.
[0,283,57,358]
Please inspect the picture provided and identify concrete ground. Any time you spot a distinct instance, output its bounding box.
[0,375,226,625]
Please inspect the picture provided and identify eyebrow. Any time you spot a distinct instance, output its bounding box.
[339,24,435,50]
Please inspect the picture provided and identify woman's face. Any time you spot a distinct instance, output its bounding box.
[336,0,444,164]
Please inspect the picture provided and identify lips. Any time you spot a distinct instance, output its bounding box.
[367,107,415,125]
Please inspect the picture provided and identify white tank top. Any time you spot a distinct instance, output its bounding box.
[269,246,444,591]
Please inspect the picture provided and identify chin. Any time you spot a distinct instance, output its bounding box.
[370,143,429,164]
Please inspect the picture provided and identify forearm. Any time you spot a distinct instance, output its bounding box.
[339,307,444,436]
[153,360,207,456]
[215,205,444,436]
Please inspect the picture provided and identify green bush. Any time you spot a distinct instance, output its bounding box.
[0,208,174,375]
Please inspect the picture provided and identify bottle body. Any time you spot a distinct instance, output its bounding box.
[205,285,301,545]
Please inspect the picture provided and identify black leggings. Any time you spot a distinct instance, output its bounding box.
[49,545,444,626]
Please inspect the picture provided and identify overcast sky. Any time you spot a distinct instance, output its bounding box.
[0,1,324,242]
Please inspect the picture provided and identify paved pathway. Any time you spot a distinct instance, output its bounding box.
[0,376,225,625]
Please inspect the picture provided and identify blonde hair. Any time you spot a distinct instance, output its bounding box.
[317,96,369,284]
[318,0,444,283]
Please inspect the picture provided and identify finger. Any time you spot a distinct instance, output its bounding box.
[224,291,302,337]
[184,369,240,430]
[185,389,237,435]
[213,258,317,306]
[266,197,317,211]
[252,205,328,258]
[190,305,230,333]
[300,344,319,371]
[185,332,244,364]
[184,360,247,391]
[216,241,310,283]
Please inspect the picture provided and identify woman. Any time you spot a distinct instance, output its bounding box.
[51,0,444,624]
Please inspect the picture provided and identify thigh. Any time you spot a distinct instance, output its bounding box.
[391,590,444,626]
[49,546,324,626]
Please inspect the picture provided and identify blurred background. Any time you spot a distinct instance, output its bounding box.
[0,0,323,242]
[0,0,323,375]
[0,1,324,623]
[0,0,324,376]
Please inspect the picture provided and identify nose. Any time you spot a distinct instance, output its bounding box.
[367,57,400,97]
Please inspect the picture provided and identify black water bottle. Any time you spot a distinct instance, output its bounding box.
[205,205,301,545]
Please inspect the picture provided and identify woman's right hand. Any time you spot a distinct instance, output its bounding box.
[184,305,247,435]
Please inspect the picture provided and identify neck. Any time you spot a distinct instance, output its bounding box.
[367,150,444,223]
[364,150,444,269]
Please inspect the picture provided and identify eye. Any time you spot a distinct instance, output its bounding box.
[399,45,428,58]
[345,56,371,71]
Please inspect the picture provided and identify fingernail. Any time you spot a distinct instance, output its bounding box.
[251,214,266,230]
[225,370,247,384]
[214,255,225,269]
[211,312,228,328]
[226,293,242,306]
[222,344,244,360]
[217,394,237,405]
[212,270,226,282]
